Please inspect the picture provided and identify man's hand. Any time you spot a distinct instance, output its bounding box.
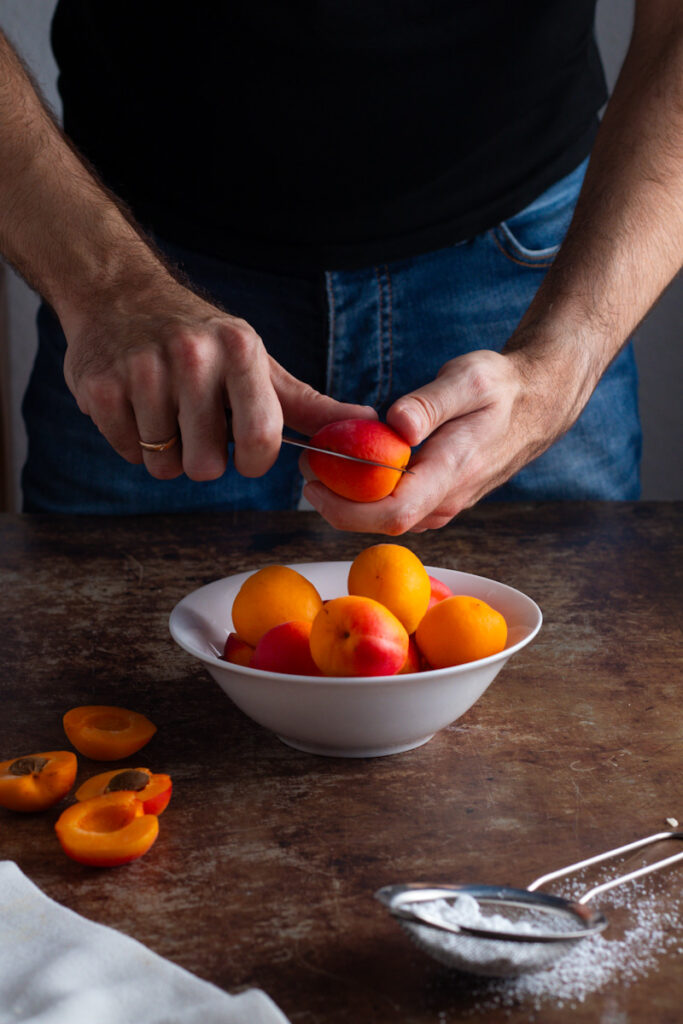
[0,29,373,482]
[62,276,374,483]
[301,344,584,533]
[304,0,683,534]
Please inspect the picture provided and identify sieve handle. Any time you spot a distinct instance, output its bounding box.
[527,830,683,902]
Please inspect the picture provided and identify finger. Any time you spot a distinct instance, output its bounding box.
[176,382,228,481]
[224,330,283,478]
[386,350,502,446]
[302,459,444,535]
[269,358,377,437]
[78,374,144,465]
[129,356,184,480]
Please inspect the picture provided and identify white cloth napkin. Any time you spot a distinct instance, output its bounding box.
[0,861,290,1024]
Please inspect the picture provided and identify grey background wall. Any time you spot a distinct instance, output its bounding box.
[0,0,681,510]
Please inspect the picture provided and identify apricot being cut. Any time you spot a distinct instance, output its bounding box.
[55,791,159,867]
[309,595,409,677]
[307,419,411,502]
[348,543,431,634]
[75,767,172,816]
[250,620,322,676]
[0,751,77,812]
[415,595,508,668]
[63,706,157,761]
[231,565,323,648]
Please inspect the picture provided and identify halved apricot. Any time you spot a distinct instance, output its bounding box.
[75,767,172,815]
[63,706,156,760]
[55,792,159,866]
[0,751,77,812]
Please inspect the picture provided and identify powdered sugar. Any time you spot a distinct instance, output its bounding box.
[409,871,682,1012]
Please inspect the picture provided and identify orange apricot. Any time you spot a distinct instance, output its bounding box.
[231,565,323,647]
[415,595,508,668]
[63,706,157,761]
[55,792,159,867]
[309,595,409,677]
[307,419,411,502]
[348,543,431,634]
[0,751,77,812]
[75,767,172,816]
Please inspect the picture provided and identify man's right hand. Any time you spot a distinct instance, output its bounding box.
[62,274,375,482]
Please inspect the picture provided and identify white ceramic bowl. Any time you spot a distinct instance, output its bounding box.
[169,562,542,758]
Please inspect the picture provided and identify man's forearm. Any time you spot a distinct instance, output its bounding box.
[506,0,683,417]
[0,30,167,329]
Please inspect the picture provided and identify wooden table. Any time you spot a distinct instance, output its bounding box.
[1,504,681,1023]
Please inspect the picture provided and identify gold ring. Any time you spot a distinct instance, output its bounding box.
[138,434,179,453]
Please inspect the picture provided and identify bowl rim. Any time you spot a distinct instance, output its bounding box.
[169,561,542,685]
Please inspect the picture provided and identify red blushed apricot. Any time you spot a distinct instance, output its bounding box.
[308,419,411,502]
[63,706,157,761]
[250,620,323,676]
[75,767,172,816]
[55,792,159,867]
[0,751,77,812]
[427,575,454,609]
[222,632,255,667]
[397,636,423,675]
[309,596,409,677]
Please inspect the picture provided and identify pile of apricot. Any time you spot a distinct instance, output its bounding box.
[0,705,170,868]
[223,543,508,678]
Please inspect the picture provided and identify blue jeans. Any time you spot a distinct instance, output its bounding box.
[22,158,641,514]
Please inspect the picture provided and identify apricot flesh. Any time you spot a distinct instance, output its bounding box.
[308,419,411,502]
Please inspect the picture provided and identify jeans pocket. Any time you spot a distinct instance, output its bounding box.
[490,157,588,268]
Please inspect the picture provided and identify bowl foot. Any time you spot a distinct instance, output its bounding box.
[275,733,435,758]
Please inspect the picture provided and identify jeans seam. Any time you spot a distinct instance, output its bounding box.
[374,265,394,408]
[384,265,394,407]
[324,271,336,397]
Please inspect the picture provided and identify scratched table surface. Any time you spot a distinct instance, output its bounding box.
[1,503,681,1023]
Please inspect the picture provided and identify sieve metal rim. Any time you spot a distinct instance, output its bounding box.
[376,882,607,943]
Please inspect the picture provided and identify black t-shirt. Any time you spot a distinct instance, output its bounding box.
[51,1,607,270]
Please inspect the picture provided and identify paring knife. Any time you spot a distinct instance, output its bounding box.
[281,436,414,474]
[225,411,413,474]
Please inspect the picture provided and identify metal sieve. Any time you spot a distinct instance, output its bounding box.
[376,830,683,976]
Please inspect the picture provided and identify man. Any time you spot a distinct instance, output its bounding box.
[1,1,681,531]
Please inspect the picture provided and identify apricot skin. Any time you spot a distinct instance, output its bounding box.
[309,596,409,677]
[308,420,411,502]
[251,621,322,676]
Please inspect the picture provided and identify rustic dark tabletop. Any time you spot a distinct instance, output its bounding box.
[1,503,681,1023]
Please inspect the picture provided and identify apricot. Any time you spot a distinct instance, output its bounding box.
[75,767,172,816]
[415,595,508,668]
[397,635,423,674]
[348,543,431,634]
[309,595,409,677]
[63,706,157,761]
[0,751,77,812]
[251,620,322,676]
[427,575,454,609]
[231,565,323,647]
[307,419,411,502]
[55,792,159,867]
[223,631,255,667]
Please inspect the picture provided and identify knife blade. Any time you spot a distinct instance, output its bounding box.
[225,411,414,474]
[281,436,414,474]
